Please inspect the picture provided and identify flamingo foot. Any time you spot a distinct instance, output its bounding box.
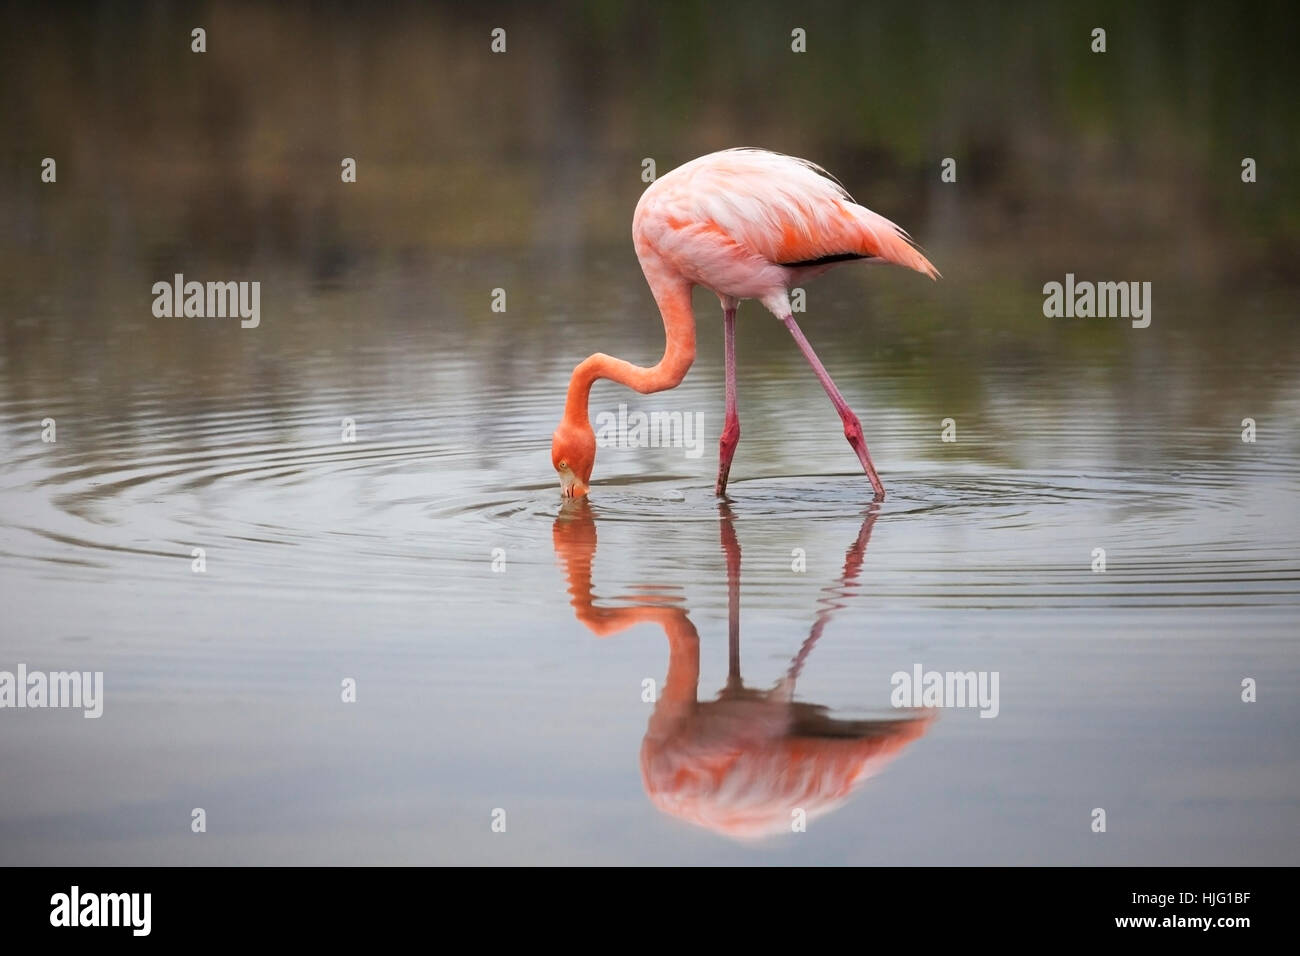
[841,413,885,499]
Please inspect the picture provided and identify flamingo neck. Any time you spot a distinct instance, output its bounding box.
[561,279,696,427]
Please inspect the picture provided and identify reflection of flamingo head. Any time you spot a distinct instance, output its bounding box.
[552,497,597,549]
[642,691,932,840]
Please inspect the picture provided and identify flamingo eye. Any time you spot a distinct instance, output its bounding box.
[558,460,568,470]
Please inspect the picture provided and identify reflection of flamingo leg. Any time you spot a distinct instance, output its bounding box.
[719,501,743,692]
[785,505,880,684]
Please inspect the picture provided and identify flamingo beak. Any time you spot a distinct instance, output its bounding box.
[558,466,588,498]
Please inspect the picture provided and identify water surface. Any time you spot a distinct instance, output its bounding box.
[1,1,1298,865]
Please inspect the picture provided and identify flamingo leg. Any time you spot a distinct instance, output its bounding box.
[781,314,886,499]
[714,305,741,496]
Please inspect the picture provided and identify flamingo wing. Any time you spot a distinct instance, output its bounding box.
[642,148,939,282]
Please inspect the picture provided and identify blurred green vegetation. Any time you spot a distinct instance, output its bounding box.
[3,0,1297,276]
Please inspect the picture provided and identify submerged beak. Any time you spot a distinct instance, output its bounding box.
[558,467,589,498]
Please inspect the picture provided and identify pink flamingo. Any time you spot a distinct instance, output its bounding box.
[552,147,939,499]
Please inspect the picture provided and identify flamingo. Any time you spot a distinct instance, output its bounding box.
[551,147,939,499]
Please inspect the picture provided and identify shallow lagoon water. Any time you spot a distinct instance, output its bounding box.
[1,266,1297,864]
[2,1,1299,865]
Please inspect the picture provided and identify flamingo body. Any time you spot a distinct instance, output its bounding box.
[552,148,937,498]
[634,148,937,314]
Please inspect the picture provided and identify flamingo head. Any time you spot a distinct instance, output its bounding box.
[552,422,596,498]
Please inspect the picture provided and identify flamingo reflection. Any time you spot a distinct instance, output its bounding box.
[553,502,932,840]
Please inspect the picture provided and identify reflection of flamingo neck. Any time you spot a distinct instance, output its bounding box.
[553,502,699,712]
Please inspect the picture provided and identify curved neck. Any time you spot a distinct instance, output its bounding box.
[552,504,700,710]
[562,278,696,425]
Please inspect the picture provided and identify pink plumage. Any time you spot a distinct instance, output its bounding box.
[634,147,938,315]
